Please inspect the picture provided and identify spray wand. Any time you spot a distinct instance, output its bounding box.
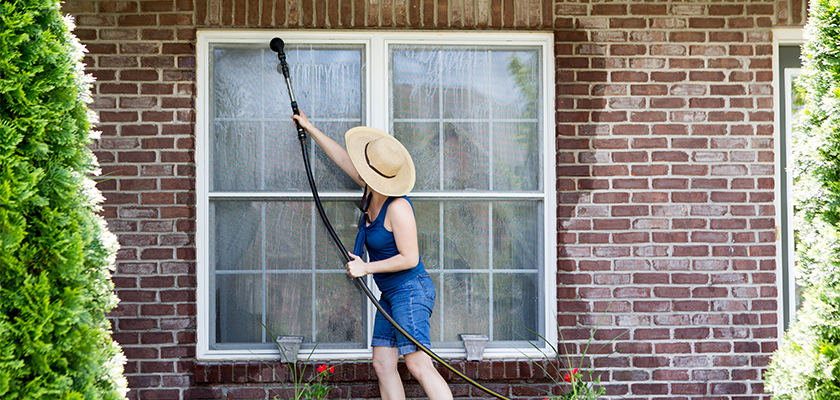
[269,37,511,400]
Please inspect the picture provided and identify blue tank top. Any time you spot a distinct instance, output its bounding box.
[352,196,425,292]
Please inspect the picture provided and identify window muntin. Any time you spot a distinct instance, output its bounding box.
[197,32,554,360]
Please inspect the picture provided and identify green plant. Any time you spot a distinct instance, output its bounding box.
[0,1,127,399]
[273,347,335,400]
[258,321,336,400]
[766,0,840,399]
[520,313,627,400]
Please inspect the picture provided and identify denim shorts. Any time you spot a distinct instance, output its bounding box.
[371,272,436,356]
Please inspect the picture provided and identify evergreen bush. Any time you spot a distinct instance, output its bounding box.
[766,0,840,398]
[0,0,127,399]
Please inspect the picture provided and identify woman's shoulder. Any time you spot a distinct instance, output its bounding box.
[386,196,412,212]
[384,196,415,222]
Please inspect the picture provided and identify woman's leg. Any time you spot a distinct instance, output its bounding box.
[372,346,405,400]
[404,350,453,400]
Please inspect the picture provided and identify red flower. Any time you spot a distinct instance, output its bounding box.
[571,368,579,375]
[329,366,335,373]
[563,373,572,383]
[317,364,327,373]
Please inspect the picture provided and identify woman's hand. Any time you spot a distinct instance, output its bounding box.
[345,252,368,278]
[292,112,315,132]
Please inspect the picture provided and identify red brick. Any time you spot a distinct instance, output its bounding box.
[611,44,646,56]
[630,112,667,123]
[612,71,648,82]
[689,17,725,29]
[710,31,744,43]
[709,5,744,15]
[652,151,688,162]
[631,84,668,96]
[117,14,158,26]
[746,4,774,15]
[77,14,117,26]
[120,70,159,81]
[99,111,138,123]
[669,31,705,42]
[141,304,176,316]
[690,71,726,82]
[651,71,686,82]
[631,383,668,395]
[630,4,667,15]
[668,54,706,69]
[632,165,668,176]
[610,17,646,29]
[142,111,174,122]
[592,4,627,15]
[122,125,159,136]
[100,83,138,94]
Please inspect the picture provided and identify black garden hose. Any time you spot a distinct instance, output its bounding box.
[269,37,511,400]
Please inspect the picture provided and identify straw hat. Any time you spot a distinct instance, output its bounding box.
[345,126,415,197]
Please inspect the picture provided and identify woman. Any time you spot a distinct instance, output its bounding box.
[292,112,453,400]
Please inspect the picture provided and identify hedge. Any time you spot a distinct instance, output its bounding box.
[0,0,127,399]
[766,0,840,399]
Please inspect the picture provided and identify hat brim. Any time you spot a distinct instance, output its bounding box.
[345,126,416,197]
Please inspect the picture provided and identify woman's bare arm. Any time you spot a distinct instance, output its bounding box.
[345,198,420,277]
[292,112,365,187]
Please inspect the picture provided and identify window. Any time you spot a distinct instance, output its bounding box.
[196,31,555,360]
[782,61,804,327]
[774,28,803,329]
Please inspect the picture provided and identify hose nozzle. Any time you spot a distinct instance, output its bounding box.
[270,37,290,77]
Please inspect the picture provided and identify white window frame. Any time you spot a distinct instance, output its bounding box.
[772,27,803,339]
[196,30,556,361]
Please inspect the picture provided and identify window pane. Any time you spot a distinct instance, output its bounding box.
[211,44,364,193]
[211,201,262,271]
[390,45,542,193]
[414,200,441,269]
[439,49,492,119]
[314,273,367,348]
[493,273,539,341]
[444,202,489,270]
[394,122,440,191]
[264,201,311,271]
[493,122,541,191]
[431,272,491,343]
[493,201,543,271]
[265,273,313,339]
[215,273,263,344]
[211,121,262,192]
[444,123,489,191]
[307,121,363,192]
[263,200,360,271]
[264,120,310,191]
[263,47,364,120]
[313,200,363,270]
[490,51,540,120]
[212,200,368,348]
[214,48,263,119]
[391,49,440,119]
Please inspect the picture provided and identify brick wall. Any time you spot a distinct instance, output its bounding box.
[775,0,809,26]
[61,0,198,398]
[60,0,793,399]
[553,1,778,399]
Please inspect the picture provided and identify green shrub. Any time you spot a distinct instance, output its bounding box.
[0,1,127,399]
[766,0,840,398]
